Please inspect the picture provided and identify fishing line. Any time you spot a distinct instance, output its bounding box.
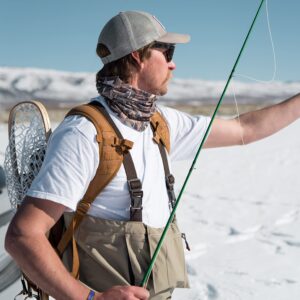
[231,0,276,145]
[232,84,246,145]
[234,0,277,83]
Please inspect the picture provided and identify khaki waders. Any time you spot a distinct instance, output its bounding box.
[64,215,189,299]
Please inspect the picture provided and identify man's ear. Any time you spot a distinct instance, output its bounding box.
[131,51,142,65]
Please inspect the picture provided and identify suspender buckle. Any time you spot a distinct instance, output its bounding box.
[128,178,143,221]
[128,178,143,210]
[128,178,142,191]
[166,174,176,210]
[166,174,175,189]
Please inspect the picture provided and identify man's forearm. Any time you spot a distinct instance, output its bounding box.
[5,230,89,300]
[239,93,300,144]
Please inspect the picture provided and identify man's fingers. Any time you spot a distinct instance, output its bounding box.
[96,285,150,300]
[131,286,150,299]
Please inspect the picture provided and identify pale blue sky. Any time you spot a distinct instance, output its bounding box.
[0,0,299,81]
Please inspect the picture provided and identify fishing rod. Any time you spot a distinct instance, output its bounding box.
[141,0,266,287]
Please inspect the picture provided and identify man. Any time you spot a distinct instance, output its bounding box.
[5,10,300,300]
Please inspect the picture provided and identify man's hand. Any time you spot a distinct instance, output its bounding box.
[95,286,150,300]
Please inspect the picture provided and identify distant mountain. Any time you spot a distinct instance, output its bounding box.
[0,67,299,109]
[0,67,96,109]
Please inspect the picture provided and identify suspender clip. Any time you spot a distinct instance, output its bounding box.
[166,174,175,188]
[128,178,143,210]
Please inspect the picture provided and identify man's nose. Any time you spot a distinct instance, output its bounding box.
[168,60,176,70]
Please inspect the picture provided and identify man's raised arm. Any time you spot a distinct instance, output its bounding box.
[205,93,300,148]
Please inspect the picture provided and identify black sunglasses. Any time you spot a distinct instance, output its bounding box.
[151,42,175,62]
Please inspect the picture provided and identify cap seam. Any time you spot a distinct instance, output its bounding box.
[119,12,137,51]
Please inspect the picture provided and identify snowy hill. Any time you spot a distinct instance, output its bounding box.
[0,66,300,108]
[0,67,96,108]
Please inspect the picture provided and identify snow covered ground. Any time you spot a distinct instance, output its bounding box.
[172,119,300,299]
[0,113,300,299]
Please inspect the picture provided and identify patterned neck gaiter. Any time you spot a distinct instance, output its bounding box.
[96,76,157,131]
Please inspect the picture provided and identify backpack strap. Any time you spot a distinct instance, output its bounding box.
[150,111,170,153]
[56,103,129,277]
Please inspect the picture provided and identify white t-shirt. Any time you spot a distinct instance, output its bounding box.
[27,97,210,228]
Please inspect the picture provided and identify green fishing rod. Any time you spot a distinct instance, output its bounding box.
[141,0,266,288]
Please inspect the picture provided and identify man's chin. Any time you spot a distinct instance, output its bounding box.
[159,89,168,96]
[156,85,169,96]
[156,89,167,96]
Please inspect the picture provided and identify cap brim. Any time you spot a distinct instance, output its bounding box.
[156,32,190,44]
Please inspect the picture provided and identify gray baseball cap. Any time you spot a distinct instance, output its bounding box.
[97,11,190,64]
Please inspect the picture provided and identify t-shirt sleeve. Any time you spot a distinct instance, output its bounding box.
[158,106,211,161]
[27,116,98,211]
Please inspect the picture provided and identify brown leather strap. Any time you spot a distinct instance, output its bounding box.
[151,122,176,211]
[157,142,176,210]
[71,233,79,279]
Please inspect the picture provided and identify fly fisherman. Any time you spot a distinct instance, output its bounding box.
[5,10,300,300]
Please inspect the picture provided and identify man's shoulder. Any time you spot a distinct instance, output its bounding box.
[156,104,190,117]
[156,104,178,119]
[156,104,190,125]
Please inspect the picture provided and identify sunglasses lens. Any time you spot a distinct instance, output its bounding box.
[152,43,175,62]
[165,46,175,62]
